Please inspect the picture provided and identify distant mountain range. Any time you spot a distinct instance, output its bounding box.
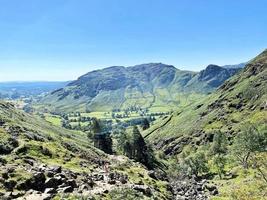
[221,62,247,69]
[0,81,70,99]
[37,63,243,112]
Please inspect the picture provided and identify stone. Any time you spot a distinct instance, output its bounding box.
[11,191,25,198]
[59,186,74,193]
[44,188,57,194]
[108,180,116,185]
[133,185,152,196]
[205,184,217,192]
[44,178,60,189]
[45,171,55,178]
[4,179,17,191]
[2,172,9,179]
[51,166,62,174]
[79,184,89,191]
[66,179,77,188]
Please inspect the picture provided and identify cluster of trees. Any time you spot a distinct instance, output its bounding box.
[59,111,152,132]
[170,124,267,182]
[114,126,155,168]
[110,106,171,119]
[86,117,155,168]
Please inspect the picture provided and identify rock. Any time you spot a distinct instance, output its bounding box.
[45,171,55,178]
[148,171,157,179]
[211,188,219,196]
[0,177,5,183]
[108,180,116,185]
[0,157,7,164]
[93,174,104,181]
[79,184,89,191]
[133,185,152,197]
[51,166,62,174]
[103,189,109,194]
[23,158,35,166]
[4,179,17,191]
[2,172,9,179]
[11,191,25,198]
[66,179,77,188]
[23,193,53,200]
[58,186,74,193]
[38,164,47,172]
[44,178,60,189]
[31,172,46,191]
[148,170,167,181]
[205,184,217,192]
[44,188,57,194]
[56,173,66,179]
[2,192,12,200]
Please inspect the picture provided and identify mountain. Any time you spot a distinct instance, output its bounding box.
[0,81,70,99]
[37,63,241,112]
[142,50,267,199]
[221,62,246,69]
[144,50,267,155]
[0,100,171,199]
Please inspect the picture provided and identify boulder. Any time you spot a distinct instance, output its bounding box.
[44,178,60,189]
[44,188,57,194]
[51,166,62,174]
[31,172,46,191]
[108,180,116,185]
[58,186,74,193]
[4,179,17,191]
[133,185,152,197]
[66,179,77,188]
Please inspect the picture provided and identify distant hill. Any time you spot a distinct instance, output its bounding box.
[0,81,69,99]
[38,63,241,112]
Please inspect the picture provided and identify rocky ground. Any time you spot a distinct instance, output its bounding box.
[0,159,219,200]
[170,177,219,200]
[0,154,219,200]
[0,156,157,199]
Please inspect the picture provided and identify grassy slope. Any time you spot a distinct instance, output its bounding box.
[145,49,267,146]
[144,50,267,199]
[0,101,171,199]
[0,101,104,171]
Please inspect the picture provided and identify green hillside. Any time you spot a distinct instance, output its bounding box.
[145,50,267,152]
[144,50,267,199]
[36,63,241,113]
[0,101,171,199]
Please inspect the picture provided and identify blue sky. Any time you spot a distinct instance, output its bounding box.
[0,0,266,81]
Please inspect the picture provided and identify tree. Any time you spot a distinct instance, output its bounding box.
[93,133,113,154]
[132,126,147,163]
[209,131,228,179]
[209,131,227,156]
[91,118,101,134]
[142,118,150,130]
[183,150,209,176]
[231,125,267,169]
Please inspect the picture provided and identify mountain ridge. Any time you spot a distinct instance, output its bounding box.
[37,63,242,112]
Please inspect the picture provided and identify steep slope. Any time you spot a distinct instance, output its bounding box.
[0,101,171,199]
[37,63,241,112]
[144,50,267,155]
